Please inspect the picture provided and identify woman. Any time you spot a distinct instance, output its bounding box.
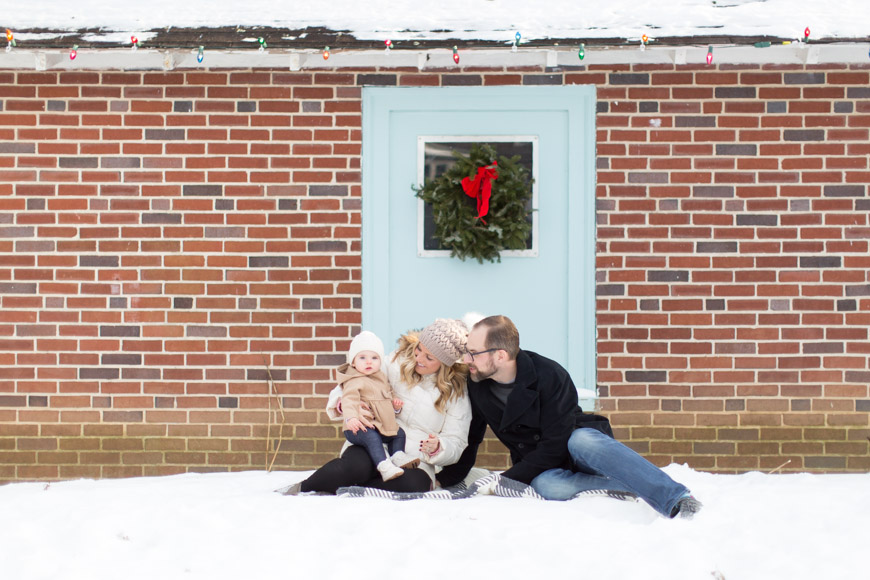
[289,318,472,494]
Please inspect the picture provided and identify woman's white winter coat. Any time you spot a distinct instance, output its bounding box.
[327,349,471,486]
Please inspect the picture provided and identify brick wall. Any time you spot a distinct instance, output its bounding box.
[0,61,868,483]
[594,64,870,473]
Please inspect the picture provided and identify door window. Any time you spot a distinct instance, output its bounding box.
[417,137,539,258]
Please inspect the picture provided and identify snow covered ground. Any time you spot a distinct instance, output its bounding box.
[2,465,868,580]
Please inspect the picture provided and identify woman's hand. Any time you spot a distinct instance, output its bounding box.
[419,434,441,456]
[337,399,373,415]
[345,417,366,434]
[392,398,404,412]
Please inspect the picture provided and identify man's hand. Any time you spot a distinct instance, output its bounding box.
[472,474,500,495]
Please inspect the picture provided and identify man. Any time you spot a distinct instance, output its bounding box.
[436,315,701,519]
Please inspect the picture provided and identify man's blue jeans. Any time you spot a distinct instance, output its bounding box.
[345,427,406,466]
[530,428,689,517]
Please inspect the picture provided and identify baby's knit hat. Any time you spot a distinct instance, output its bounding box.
[347,330,386,365]
[418,318,468,366]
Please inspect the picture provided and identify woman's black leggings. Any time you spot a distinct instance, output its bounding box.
[300,445,432,494]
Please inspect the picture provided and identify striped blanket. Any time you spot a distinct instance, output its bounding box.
[333,472,638,502]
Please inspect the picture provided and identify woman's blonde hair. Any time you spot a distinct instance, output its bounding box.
[392,332,468,413]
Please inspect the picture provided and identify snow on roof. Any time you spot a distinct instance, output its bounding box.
[4,0,870,46]
[2,1,868,70]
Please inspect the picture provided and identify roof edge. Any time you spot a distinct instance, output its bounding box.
[2,43,869,71]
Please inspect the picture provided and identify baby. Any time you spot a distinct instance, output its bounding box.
[338,331,419,481]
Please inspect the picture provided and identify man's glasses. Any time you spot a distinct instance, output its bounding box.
[465,348,499,361]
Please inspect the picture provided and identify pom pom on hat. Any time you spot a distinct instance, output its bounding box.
[418,318,468,366]
[462,311,485,330]
[347,330,385,365]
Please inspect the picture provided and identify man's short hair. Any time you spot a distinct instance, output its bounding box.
[474,315,520,360]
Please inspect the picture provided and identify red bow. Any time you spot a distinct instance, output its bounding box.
[461,161,498,224]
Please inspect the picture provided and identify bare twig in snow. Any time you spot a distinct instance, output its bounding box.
[767,459,791,474]
[262,355,287,472]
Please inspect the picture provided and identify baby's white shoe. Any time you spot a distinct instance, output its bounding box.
[377,459,404,481]
[390,451,420,469]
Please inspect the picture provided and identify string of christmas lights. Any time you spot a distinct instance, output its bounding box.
[0,25,852,68]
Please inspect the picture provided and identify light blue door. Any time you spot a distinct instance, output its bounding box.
[362,86,597,398]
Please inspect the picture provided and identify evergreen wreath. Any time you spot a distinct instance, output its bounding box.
[415,143,535,264]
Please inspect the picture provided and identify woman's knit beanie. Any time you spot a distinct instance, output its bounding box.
[418,318,468,366]
[347,330,386,365]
